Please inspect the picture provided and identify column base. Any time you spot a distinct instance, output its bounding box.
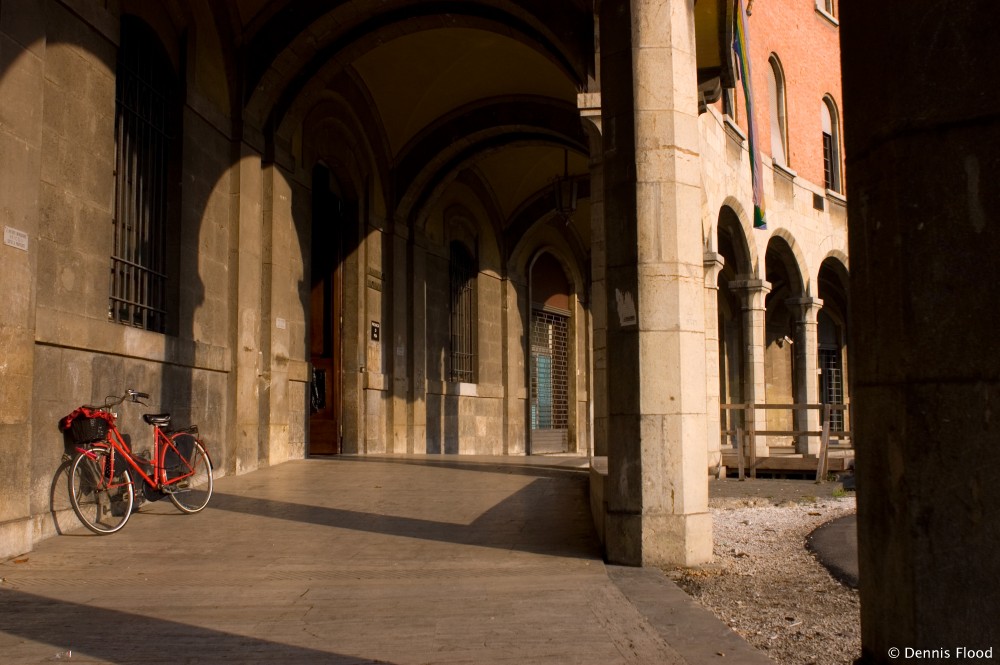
[606,510,713,567]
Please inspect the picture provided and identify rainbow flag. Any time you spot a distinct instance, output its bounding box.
[733,0,767,229]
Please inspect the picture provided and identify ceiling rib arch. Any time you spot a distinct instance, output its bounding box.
[394,96,587,202]
[400,132,583,229]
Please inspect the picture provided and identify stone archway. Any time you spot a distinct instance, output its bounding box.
[763,236,806,453]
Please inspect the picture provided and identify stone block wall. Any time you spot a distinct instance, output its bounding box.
[0,2,314,559]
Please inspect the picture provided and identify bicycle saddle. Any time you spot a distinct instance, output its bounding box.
[143,413,171,427]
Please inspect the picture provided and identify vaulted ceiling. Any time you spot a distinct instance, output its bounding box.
[156,0,728,243]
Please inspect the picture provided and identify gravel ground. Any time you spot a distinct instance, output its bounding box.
[666,494,860,665]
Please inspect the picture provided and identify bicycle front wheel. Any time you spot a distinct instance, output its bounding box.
[68,448,135,535]
[167,440,213,514]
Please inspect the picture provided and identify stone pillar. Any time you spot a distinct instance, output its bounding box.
[391,222,409,453]
[599,0,711,566]
[788,297,822,455]
[703,253,725,473]
[363,216,388,453]
[228,143,264,475]
[732,279,770,457]
[579,92,606,457]
[408,230,428,454]
[0,2,44,559]
[503,274,528,455]
[841,4,1000,661]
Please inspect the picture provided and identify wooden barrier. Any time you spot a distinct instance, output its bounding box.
[720,402,851,481]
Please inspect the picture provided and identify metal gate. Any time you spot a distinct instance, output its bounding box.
[819,347,844,431]
[530,308,569,453]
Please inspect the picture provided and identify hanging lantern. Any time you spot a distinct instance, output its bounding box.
[553,149,578,218]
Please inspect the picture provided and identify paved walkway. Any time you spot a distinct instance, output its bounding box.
[807,514,859,588]
[0,455,771,664]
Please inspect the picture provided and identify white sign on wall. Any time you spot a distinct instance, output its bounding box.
[3,226,28,251]
[615,288,637,328]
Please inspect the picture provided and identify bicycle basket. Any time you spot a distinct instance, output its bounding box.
[69,417,109,444]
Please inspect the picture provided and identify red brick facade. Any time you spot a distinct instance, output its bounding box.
[727,0,844,191]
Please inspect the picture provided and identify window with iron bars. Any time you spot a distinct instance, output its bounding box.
[449,242,477,382]
[109,17,178,333]
[530,309,569,431]
[820,347,845,431]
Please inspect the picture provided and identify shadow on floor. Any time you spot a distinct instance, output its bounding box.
[0,587,394,664]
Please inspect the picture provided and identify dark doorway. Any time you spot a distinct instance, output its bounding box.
[309,166,346,455]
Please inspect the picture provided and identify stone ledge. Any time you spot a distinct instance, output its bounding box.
[773,160,797,181]
[424,381,504,398]
[723,116,746,144]
[608,566,774,664]
[35,307,230,373]
[826,189,847,206]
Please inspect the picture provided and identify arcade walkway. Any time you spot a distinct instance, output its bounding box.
[0,455,769,664]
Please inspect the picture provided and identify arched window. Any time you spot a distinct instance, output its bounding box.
[767,55,788,166]
[822,97,843,193]
[449,241,477,383]
[109,16,180,333]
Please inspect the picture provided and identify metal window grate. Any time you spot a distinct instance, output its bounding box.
[449,242,476,382]
[820,347,844,431]
[530,309,569,431]
[109,19,175,333]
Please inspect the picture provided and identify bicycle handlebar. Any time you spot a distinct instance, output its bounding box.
[85,389,151,410]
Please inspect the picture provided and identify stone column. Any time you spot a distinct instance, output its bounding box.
[503,274,528,455]
[391,221,409,453]
[227,142,265,475]
[408,229,427,454]
[731,279,770,458]
[599,0,711,566]
[841,4,1000,661]
[0,2,44,559]
[363,216,388,453]
[788,297,822,455]
[579,92,606,456]
[703,253,725,473]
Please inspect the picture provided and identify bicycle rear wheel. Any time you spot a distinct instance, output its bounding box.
[167,440,213,514]
[68,447,134,534]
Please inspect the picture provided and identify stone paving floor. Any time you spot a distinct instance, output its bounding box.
[0,455,770,664]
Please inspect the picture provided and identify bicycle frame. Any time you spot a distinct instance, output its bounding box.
[76,419,205,494]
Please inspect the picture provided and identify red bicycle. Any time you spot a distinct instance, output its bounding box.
[60,389,213,534]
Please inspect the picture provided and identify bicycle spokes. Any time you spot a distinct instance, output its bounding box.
[68,448,135,535]
[166,440,213,514]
